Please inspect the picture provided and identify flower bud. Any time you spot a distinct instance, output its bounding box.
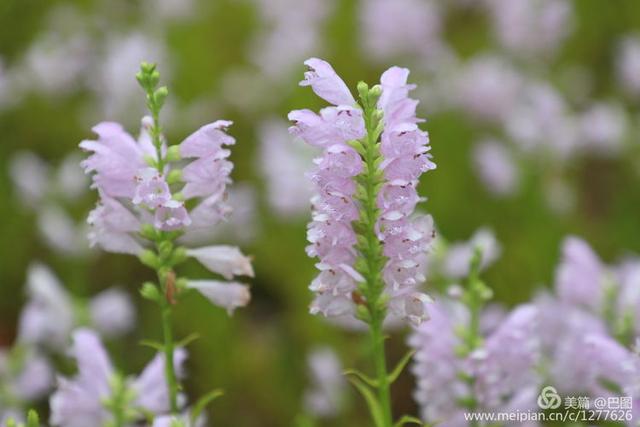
[140,223,157,240]
[357,81,370,102]
[139,249,159,269]
[140,282,160,302]
[166,145,181,163]
[154,86,169,109]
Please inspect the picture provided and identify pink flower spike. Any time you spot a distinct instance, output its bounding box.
[300,58,356,106]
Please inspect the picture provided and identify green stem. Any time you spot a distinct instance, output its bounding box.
[150,105,165,172]
[371,313,393,427]
[161,301,179,414]
[357,88,393,427]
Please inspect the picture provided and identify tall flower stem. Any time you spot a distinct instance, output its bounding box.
[137,62,180,415]
[354,82,393,427]
[458,249,491,427]
[161,298,179,413]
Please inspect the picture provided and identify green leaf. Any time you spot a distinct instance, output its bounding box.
[393,415,423,427]
[176,333,200,348]
[344,368,379,388]
[387,350,416,384]
[347,376,385,427]
[190,389,224,424]
[139,340,164,352]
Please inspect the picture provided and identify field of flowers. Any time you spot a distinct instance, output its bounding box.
[1,0,640,426]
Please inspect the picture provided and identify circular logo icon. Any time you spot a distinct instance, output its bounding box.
[537,386,562,410]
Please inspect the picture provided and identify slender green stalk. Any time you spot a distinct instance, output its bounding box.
[137,62,179,415]
[353,83,393,427]
[161,300,179,413]
[370,313,392,427]
[457,249,491,427]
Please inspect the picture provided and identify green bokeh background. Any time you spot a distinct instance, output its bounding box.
[1,0,640,426]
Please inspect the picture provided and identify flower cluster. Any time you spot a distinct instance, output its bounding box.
[535,236,640,408]
[289,58,435,326]
[410,235,640,426]
[49,329,188,427]
[409,301,540,424]
[0,263,133,423]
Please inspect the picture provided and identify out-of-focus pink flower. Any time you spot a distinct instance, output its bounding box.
[18,264,135,350]
[0,349,54,402]
[360,0,442,62]
[17,263,74,350]
[443,228,501,279]
[555,236,607,310]
[258,119,317,217]
[303,347,345,417]
[578,102,628,155]
[472,140,519,197]
[50,329,187,427]
[616,35,640,96]
[456,55,523,123]
[504,81,578,158]
[485,0,573,58]
[89,288,135,338]
[409,301,541,423]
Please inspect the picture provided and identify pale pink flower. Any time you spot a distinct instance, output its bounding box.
[154,200,191,231]
[300,58,355,106]
[186,245,254,279]
[186,280,251,315]
[87,195,143,255]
